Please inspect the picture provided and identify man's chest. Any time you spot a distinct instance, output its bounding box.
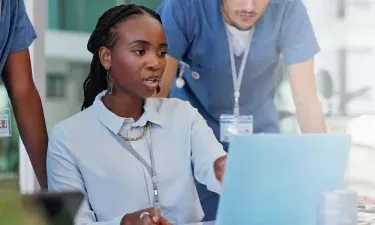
[182,30,281,91]
[184,18,282,79]
[182,0,286,78]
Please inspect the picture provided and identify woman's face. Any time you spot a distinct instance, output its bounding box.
[100,14,167,98]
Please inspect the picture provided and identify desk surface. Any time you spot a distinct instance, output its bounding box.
[185,220,375,225]
[183,209,375,225]
[185,222,214,225]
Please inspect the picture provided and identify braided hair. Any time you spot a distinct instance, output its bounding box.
[81,4,162,110]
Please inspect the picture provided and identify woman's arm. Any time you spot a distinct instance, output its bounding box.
[189,106,227,194]
[47,125,124,225]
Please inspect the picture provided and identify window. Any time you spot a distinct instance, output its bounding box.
[47,74,67,99]
[48,0,117,32]
[129,0,162,10]
[48,0,163,31]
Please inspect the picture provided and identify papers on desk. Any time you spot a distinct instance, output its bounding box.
[358,212,375,225]
[358,196,375,225]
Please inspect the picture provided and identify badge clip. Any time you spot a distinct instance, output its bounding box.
[0,108,12,137]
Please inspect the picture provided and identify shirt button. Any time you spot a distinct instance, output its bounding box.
[192,71,200,80]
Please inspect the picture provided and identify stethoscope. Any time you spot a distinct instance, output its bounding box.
[175,62,200,88]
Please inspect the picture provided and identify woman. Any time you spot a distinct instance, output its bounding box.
[47,4,227,225]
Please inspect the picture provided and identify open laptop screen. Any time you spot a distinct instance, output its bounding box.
[216,134,351,225]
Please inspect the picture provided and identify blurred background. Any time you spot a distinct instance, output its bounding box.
[0,0,375,207]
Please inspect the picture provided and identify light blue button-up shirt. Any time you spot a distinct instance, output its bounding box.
[47,91,226,225]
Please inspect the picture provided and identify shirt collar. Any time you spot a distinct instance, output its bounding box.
[92,91,163,135]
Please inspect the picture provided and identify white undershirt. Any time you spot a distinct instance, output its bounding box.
[225,23,254,56]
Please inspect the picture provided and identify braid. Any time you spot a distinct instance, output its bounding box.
[81,4,163,110]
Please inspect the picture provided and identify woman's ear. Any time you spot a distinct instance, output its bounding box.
[98,46,112,70]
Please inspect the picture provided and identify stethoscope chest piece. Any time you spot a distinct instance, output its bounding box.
[175,63,200,88]
[176,64,186,88]
[176,77,185,88]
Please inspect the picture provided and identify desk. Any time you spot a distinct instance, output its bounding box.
[184,214,375,225]
[183,209,375,225]
[184,222,214,225]
[185,220,375,225]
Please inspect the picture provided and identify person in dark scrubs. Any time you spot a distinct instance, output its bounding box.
[0,0,48,188]
[156,0,327,221]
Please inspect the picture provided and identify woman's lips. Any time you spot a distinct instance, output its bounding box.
[143,78,160,90]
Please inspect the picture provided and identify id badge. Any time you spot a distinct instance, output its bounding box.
[220,114,253,143]
[0,108,11,137]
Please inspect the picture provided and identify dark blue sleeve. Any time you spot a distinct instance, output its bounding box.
[280,0,320,66]
[10,0,37,53]
[157,0,193,60]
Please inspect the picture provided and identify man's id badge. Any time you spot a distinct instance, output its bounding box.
[0,109,11,137]
[220,114,253,143]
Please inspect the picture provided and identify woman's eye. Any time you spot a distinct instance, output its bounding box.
[159,50,167,57]
[135,50,146,56]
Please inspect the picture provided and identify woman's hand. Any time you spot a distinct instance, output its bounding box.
[121,207,172,225]
[214,155,227,183]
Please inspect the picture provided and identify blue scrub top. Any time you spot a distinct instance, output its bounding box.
[0,0,37,75]
[158,0,320,140]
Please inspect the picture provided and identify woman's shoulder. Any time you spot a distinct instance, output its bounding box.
[49,107,96,139]
[146,97,200,124]
[149,97,198,114]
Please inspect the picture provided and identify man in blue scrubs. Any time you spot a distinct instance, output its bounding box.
[156,0,327,221]
[0,0,48,188]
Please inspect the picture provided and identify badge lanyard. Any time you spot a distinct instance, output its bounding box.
[226,28,254,117]
[115,124,161,209]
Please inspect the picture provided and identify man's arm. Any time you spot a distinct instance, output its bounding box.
[154,0,193,97]
[280,0,326,132]
[154,55,179,97]
[288,58,326,133]
[3,49,48,188]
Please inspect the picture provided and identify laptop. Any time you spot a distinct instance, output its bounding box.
[216,134,351,225]
[22,191,84,225]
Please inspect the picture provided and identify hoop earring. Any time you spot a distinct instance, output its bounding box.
[156,85,161,94]
[106,70,113,94]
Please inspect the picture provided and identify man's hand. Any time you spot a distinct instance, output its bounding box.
[214,155,227,183]
[121,208,172,225]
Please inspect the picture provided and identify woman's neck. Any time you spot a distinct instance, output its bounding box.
[102,92,144,121]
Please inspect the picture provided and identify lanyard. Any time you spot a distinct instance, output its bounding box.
[115,124,160,208]
[226,28,254,116]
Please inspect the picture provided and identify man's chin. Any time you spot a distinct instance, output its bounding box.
[233,23,254,31]
[233,14,265,30]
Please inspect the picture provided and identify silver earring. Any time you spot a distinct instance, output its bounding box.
[106,70,113,94]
